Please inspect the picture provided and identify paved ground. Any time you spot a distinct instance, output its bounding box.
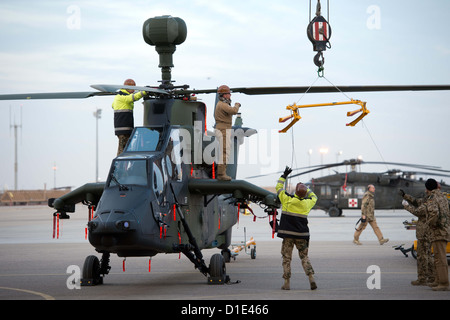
[0,205,448,304]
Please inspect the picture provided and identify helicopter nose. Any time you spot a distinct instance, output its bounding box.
[87,210,138,248]
[88,217,136,234]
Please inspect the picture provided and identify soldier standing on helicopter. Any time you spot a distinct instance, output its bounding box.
[112,79,147,155]
[214,85,241,181]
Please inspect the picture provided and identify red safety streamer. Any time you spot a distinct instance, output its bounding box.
[56,213,60,239]
[148,258,152,272]
[123,258,126,272]
[237,203,240,224]
[52,215,56,239]
[272,209,277,239]
[218,213,221,230]
[173,204,176,221]
[178,232,181,259]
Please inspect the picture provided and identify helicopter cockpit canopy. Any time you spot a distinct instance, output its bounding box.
[126,127,164,152]
[109,159,148,187]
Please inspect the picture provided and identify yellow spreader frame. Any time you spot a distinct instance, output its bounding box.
[278,99,370,133]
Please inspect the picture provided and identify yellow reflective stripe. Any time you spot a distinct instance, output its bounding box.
[115,126,133,131]
[278,230,310,237]
[281,210,308,218]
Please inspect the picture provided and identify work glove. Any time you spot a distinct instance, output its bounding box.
[281,166,292,179]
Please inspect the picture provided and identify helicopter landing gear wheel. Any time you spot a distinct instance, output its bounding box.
[208,253,229,284]
[250,247,256,259]
[221,249,231,263]
[411,244,417,260]
[328,207,341,217]
[81,255,103,286]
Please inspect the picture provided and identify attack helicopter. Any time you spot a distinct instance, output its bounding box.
[2,15,450,285]
[288,158,450,217]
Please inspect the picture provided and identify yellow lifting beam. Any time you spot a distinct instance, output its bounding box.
[278,99,370,133]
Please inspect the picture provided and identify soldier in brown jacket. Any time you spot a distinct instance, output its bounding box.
[214,85,241,181]
[353,185,389,245]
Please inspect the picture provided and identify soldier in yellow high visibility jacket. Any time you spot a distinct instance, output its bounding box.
[276,166,318,290]
[112,79,147,155]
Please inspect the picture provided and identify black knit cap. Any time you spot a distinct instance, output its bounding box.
[425,178,438,191]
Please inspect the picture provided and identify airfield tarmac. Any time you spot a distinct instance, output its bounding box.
[0,204,448,303]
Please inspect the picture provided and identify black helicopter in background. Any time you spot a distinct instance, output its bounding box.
[287,159,450,217]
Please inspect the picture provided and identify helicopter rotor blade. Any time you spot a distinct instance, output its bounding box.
[2,84,449,101]
[288,160,450,179]
[0,84,170,101]
[185,85,450,96]
[399,171,450,179]
[361,161,450,172]
[230,85,450,95]
[0,91,114,100]
[244,163,327,179]
[90,84,168,95]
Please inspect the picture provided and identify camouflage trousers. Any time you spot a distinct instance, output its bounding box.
[281,238,314,279]
[117,134,131,156]
[416,238,435,282]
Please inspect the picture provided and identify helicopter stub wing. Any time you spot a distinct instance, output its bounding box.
[49,182,105,213]
[188,179,279,208]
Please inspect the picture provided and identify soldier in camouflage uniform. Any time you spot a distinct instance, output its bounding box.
[404,179,450,291]
[276,167,318,290]
[353,185,389,245]
[400,190,436,286]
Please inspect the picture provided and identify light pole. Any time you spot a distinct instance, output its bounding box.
[319,147,328,175]
[93,108,102,182]
[52,162,57,189]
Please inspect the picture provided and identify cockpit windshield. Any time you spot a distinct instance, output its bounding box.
[109,159,148,187]
[126,127,164,152]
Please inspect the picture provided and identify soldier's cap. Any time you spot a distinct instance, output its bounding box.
[425,178,438,191]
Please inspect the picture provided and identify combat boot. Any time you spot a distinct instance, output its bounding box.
[379,238,389,245]
[217,164,231,181]
[309,274,317,290]
[411,279,428,286]
[431,266,449,291]
[432,285,449,291]
[281,279,290,290]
